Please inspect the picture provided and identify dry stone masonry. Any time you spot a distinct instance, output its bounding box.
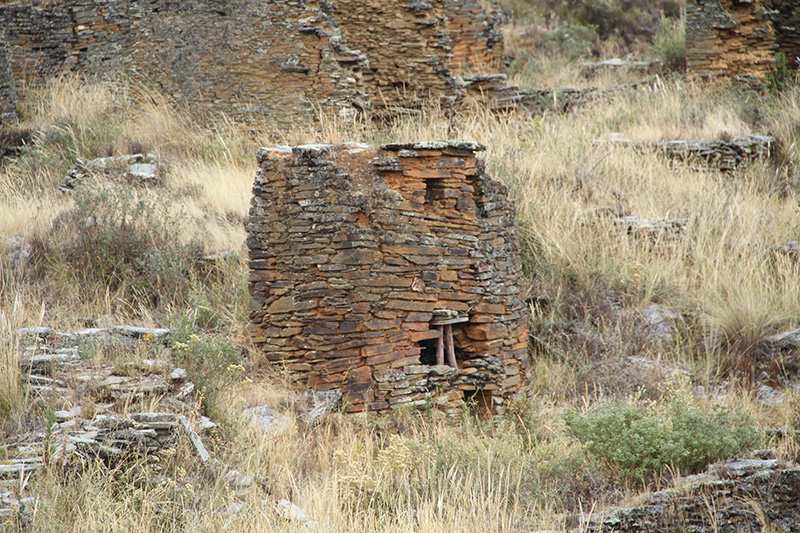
[247,141,529,414]
[0,0,504,125]
[0,30,17,123]
[686,0,800,84]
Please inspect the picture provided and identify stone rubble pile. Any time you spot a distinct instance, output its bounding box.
[599,135,776,171]
[60,152,160,191]
[578,452,800,533]
[0,325,214,522]
[3,323,344,526]
[463,74,647,116]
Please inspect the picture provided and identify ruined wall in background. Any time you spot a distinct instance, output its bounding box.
[246,141,529,414]
[0,0,504,126]
[0,0,369,125]
[686,0,800,84]
[446,0,505,73]
[0,30,18,123]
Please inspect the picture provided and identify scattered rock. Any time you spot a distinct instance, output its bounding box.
[306,389,342,426]
[225,501,245,515]
[764,328,800,350]
[0,128,35,159]
[223,470,252,489]
[16,327,54,340]
[769,241,799,260]
[3,236,32,271]
[61,153,160,191]
[177,416,211,463]
[170,368,188,381]
[195,416,218,434]
[275,499,316,529]
[597,135,775,171]
[580,57,662,78]
[640,304,679,341]
[613,216,685,245]
[244,406,293,436]
[756,384,786,407]
[108,325,170,340]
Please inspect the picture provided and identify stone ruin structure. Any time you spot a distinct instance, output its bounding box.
[0,0,504,125]
[686,0,800,84]
[246,141,529,414]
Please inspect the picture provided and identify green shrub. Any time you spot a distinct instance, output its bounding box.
[540,22,598,61]
[544,0,684,45]
[563,398,760,482]
[652,13,685,72]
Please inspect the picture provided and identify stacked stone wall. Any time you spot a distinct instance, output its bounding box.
[686,0,800,83]
[0,0,504,125]
[0,30,17,123]
[246,141,529,414]
[446,0,505,73]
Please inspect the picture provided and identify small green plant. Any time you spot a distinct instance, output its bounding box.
[652,12,685,72]
[169,315,244,418]
[563,397,760,482]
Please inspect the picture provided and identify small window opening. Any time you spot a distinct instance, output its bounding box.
[465,389,494,418]
[419,337,439,365]
[424,178,446,204]
[427,311,468,368]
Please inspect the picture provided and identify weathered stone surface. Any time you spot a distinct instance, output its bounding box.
[248,141,529,414]
[244,406,293,436]
[600,135,776,171]
[640,304,679,342]
[306,389,343,426]
[0,0,504,126]
[0,30,16,123]
[579,454,800,533]
[686,0,800,84]
[580,58,663,78]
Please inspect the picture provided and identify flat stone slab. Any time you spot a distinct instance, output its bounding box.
[381,140,487,152]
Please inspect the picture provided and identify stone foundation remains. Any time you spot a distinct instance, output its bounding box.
[0,0,504,125]
[686,0,800,84]
[246,141,529,414]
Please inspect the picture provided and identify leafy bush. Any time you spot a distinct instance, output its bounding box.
[563,398,760,482]
[652,13,685,72]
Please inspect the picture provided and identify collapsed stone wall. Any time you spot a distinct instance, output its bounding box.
[246,141,529,414]
[582,456,800,533]
[686,0,800,83]
[0,0,504,125]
